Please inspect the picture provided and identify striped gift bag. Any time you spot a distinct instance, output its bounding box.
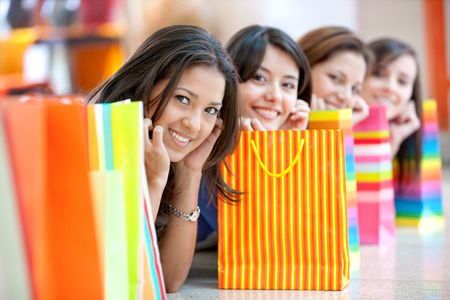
[218,129,349,290]
[354,105,395,244]
[394,99,444,229]
[309,109,360,266]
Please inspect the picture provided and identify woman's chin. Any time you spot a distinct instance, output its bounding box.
[167,151,185,163]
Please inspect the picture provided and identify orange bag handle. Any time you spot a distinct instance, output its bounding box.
[250,138,304,178]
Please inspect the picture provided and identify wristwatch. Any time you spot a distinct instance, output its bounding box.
[168,203,201,222]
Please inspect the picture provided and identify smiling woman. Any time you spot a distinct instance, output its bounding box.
[298,26,373,124]
[148,65,225,162]
[195,24,312,251]
[361,38,422,184]
[228,25,312,131]
[87,25,240,293]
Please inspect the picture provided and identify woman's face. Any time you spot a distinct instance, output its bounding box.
[239,44,299,130]
[311,51,366,109]
[148,65,225,162]
[361,54,417,120]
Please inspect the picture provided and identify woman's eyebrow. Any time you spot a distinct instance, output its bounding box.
[334,69,347,79]
[177,87,222,105]
[399,72,412,80]
[176,87,198,98]
[259,66,298,81]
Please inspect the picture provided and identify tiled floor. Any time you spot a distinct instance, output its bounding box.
[169,166,450,299]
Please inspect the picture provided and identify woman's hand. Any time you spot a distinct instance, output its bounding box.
[240,117,266,131]
[352,95,369,124]
[144,118,170,186]
[280,99,310,130]
[310,94,328,111]
[144,118,170,219]
[179,118,224,171]
[389,101,420,156]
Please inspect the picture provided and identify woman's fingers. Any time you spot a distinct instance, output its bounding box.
[208,118,224,143]
[251,118,266,131]
[290,110,309,121]
[352,96,369,124]
[311,95,327,111]
[152,125,164,148]
[240,117,253,131]
[143,118,154,146]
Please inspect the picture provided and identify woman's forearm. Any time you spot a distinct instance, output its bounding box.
[158,169,202,293]
[148,180,165,220]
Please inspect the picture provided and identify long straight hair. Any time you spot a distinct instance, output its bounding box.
[298,26,373,76]
[227,25,312,103]
[368,38,422,184]
[88,25,241,227]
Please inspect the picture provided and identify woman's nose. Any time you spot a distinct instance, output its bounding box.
[336,88,353,107]
[181,111,201,132]
[382,76,396,92]
[265,83,282,103]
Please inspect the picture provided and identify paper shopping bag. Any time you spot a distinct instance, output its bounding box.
[89,171,129,300]
[87,101,166,300]
[0,106,32,300]
[394,99,444,229]
[354,105,395,244]
[219,129,349,290]
[1,96,103,300]
[309,109,360,265]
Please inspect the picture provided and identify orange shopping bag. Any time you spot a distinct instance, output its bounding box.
[218,130,349,290]
[1,96,102,300]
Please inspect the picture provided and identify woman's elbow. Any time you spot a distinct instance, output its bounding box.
[164,276,186,293]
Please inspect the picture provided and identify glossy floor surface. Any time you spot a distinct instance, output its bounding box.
[169,166,450,299]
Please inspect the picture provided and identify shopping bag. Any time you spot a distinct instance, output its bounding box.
[309,109,360,265]
[354,105,395,244]
[0,106,32,300]
[218,129,349,290]
[89,171,129,300]
[1,96,103,300]
[87,101,166,300]
[142,168,167,300]
[394,99,444,229]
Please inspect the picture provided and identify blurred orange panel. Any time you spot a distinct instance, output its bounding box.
[69,39,124,94]
[0,29,37,75]
[423,0,449,130]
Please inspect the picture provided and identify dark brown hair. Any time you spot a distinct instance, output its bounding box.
[368,38,422,184]
[298,26,372,75]
[226,25,312,103]
[88,25,241,227]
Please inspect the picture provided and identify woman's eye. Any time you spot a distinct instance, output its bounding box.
[253,74,266,82]
[176,95,189,104]
[328,73,341,84]
[283,82,297,90]
[398,78,409,86]
[205,107,219,116]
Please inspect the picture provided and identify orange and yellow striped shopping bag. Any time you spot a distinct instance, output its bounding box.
[218,129,349,290]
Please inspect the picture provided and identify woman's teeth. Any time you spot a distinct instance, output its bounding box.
[255,108,278,119]
[170,129,190,144]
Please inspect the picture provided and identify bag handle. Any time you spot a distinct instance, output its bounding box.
[250,138,304,178]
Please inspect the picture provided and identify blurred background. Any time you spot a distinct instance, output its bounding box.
[0,0,448,160]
